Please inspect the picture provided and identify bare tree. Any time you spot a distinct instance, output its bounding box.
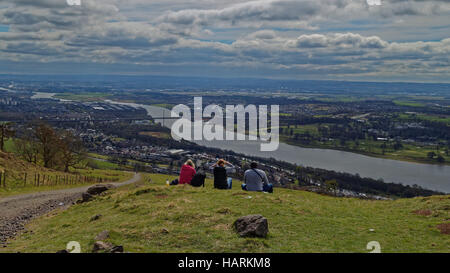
[58,130,86,172]
[0,122,15,151]
[34,123,59,168]
[14,131,39,164]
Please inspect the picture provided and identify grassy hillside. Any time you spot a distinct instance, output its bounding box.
[0,151,133,197]
[3,174,449,253]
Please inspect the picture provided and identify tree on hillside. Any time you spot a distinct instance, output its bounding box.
[325,179,339,196]
[0,122,15,151]
[427,151,436,159]
[34,123,60,168]
[14,130,39,163]
[58,130,86,172]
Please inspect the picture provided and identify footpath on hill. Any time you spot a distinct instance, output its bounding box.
[0,173,141,247]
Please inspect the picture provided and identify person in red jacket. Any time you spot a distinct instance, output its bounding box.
[179,159,196,185]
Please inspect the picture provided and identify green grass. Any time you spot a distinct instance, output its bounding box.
[0,168,133,198]
[53,92,110,102]
[393,100,426,107]
[3,139,15,152]
[87,158,123,171]
[151,103,175,110]
[3,173,449,253]
[397,113,450,124]
[279,124,320,136]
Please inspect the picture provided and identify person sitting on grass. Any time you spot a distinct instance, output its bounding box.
[179,159,196,185]
[211,159,234,190]
[242,162,273,193]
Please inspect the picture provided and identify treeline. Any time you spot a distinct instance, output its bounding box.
[11,122,86,172]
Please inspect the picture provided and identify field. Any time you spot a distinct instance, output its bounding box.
[3,173,449,253]
[279,124,450,165]
[139,131,171,139]
[151,103,175,109]
[53,92,111,102]
[397,113,450,124]
[393,100,426,107]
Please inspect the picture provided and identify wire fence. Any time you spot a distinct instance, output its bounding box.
[0,171,120,189]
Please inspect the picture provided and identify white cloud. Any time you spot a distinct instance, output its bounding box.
[0,0,448,81]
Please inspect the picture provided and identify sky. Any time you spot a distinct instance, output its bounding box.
[0,0,449,82]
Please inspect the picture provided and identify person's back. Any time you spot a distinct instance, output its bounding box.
[213,165,228,189]
[212,159,234,189]
[179,160,196,185]
[243,163,270,192]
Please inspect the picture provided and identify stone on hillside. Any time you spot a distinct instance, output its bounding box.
[90,214,102,222]
[92,241,113,253]
[81,192,93,203]
[233,214,268,238]
[110,245,124,253]
[87,184,115,196]
[161,228,169,234]
[95,230,110,241]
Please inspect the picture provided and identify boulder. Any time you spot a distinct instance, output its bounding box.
[87,184,115,196]
[92,241,113,253]
[81,192,93,203]
[110,245,124,253]
[90,214,102,221]
[233,215,268,238]
[95,230,110,241]
[161,228,169,234]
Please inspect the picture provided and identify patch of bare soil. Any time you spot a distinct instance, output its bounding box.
[412,209,433,216]
[436,223,450,235]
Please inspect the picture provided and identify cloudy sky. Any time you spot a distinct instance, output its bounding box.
[0,0,449,82]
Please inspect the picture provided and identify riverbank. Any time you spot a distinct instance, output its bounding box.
[281,136,450,166]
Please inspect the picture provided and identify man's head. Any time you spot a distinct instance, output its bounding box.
[250,162,258,169]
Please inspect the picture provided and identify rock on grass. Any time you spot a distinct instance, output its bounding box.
[95,230,110,241]
[233,215,268,238]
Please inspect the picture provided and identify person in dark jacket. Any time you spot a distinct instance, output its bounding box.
[211,159,234,189]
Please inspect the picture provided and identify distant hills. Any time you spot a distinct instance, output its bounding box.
[1,74,449,95]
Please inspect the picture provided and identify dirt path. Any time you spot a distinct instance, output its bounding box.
[0,173,141,247]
